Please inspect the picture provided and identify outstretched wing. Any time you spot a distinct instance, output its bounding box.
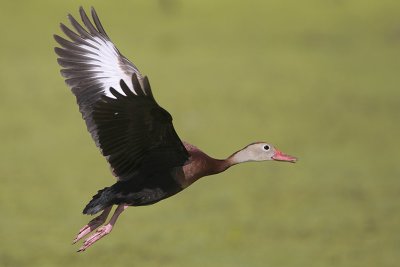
[55,7,189,180]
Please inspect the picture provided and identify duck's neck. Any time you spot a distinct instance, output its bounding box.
[208,149,252,175]
[182,142,251,183]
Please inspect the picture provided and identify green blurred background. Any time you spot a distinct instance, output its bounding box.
[1,0,399,266]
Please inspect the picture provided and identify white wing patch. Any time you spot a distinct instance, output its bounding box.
[79,37,137,97]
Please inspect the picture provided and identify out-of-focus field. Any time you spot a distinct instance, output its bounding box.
[0,1,399,266]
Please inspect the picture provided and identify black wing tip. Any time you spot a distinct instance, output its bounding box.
[53,34,69,46]
[90,6,100,20]
[79,7,98,34]
[56,58,66,67]
[120,79,135,97]
[59,22,78,39]
[79,6,87,17]
[89,6,97,16]
[134,74,148,96]
[67,13,75,22]
[109,87,124,99]
[59,22,68,31]
[60,69,68,78]
[53,34,61,42]
[54,47,63,56]
[143,76,150,85]
[67,12,88,35]
[78,6,95,14]
[90,6,109,38]
[142,76,154,98]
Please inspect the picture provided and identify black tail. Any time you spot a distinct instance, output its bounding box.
[83,186,116,215]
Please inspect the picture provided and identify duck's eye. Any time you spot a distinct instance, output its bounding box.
[263,145,270,151]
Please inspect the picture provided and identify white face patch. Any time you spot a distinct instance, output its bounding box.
[78,37,139,98]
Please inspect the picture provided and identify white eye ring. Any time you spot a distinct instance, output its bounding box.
[263,145,270,151]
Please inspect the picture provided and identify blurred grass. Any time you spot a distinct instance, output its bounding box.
[1,0,399,266]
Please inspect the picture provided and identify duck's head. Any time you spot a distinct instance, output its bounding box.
[231,142,297,164]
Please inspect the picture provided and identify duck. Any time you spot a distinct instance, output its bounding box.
[54,6,297,252]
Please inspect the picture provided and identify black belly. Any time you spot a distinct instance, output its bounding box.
[111,171,183,206]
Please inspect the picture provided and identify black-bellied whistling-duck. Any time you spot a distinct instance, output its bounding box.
[54,7,297,252]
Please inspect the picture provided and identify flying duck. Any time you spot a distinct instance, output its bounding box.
[54,7,297,252]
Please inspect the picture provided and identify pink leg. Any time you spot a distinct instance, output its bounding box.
[73,206,112,244]
[77,204,128,252]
